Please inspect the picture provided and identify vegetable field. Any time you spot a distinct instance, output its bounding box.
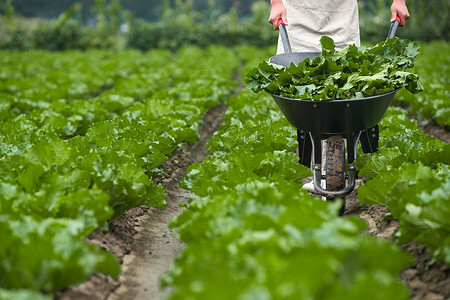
[0,42,449,300]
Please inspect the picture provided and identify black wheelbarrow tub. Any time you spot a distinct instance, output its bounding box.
[268,89,399,134]
[268,51,398,134]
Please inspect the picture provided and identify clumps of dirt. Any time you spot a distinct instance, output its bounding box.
[357,203,399,239]
[401,242,450,300]
[55,273,119,300]
[54,206,152,300]
[89,206,152,262]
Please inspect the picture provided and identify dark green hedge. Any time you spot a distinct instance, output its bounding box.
[125,19,277,51]
[0,21,114,51]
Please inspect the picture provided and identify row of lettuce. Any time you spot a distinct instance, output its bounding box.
[0,46,239,299]
[393,41,449,127]
[162,45,449,298]
[356,108,450,264]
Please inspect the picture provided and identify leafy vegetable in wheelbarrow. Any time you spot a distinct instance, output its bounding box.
[245,37,423,100]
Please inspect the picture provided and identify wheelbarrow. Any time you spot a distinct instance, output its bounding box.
[268,17,402,212]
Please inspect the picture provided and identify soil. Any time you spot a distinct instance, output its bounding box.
[415,119,450,144]
[55,108,450,300]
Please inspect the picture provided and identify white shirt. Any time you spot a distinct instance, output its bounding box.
[277,0,360,54]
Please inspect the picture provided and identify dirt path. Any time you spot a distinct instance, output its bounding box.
[55,109,450,300]
[55,105,227,300]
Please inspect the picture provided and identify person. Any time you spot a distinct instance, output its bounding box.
[267,0,410,195]
[268,0,410,54]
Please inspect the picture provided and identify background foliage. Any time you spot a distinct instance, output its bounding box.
[359,0,449,42]
[2,0,262,24]
[0,0,448,51]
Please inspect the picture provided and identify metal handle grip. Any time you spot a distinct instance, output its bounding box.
[387,16,401,39]
[277,18,292,53]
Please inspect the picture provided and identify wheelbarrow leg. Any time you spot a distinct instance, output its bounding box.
[297,129,312,168]
[360,125,379,153]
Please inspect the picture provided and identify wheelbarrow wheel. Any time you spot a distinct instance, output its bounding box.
[324,135,346,215]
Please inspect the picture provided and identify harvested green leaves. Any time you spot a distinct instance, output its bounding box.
[245,37,423,100]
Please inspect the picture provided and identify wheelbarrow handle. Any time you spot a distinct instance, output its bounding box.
[387,15,401,39]
[277,18,292,54]
[277,16,400,53]
[278,16,401,51]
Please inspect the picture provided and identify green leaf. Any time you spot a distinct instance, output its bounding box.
[0,289,51,300]
[320,36,336,56]
[0,216,120,292]
[24,138,71,170]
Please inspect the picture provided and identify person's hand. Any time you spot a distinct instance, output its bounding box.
[268,0,288,30]
[391,0,410,26]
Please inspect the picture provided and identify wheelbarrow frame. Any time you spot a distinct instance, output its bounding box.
[269,89,399,199]
[266,17,402,200]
